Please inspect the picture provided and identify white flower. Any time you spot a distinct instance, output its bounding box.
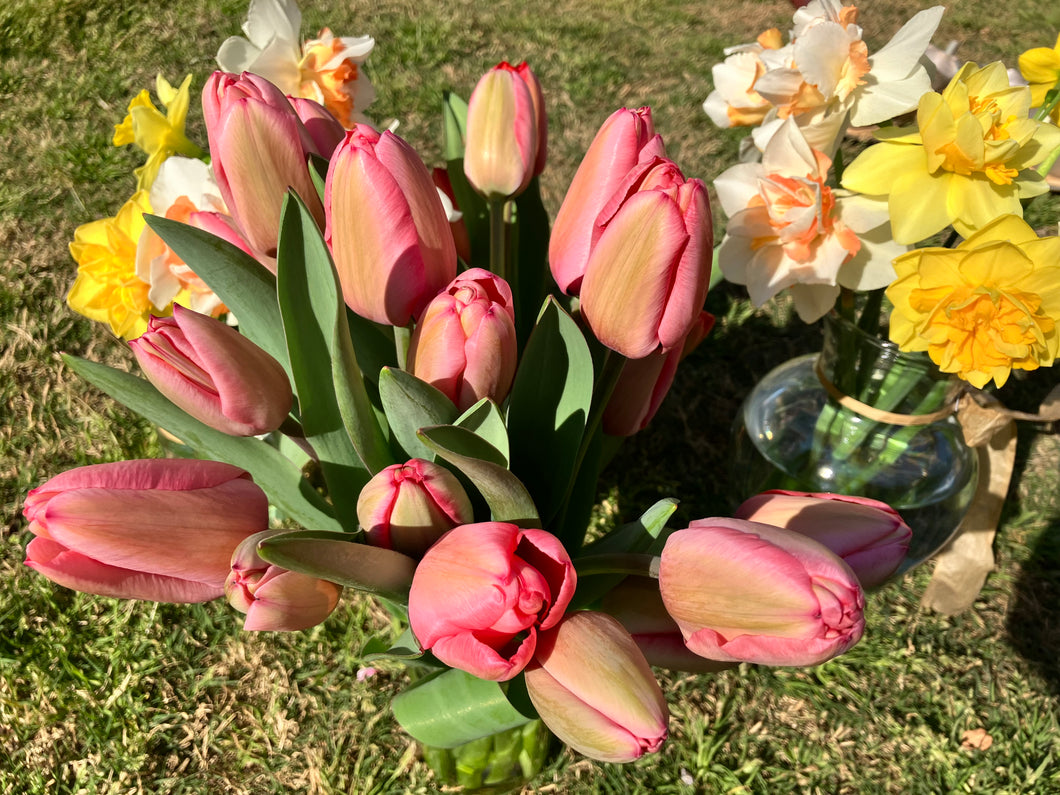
[216,0,375,128]
[703,29,788,129]
[714,118,904,322]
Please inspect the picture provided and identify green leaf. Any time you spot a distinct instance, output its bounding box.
[392,668,532,748]
[64,356,340,533]
[307,152,329,204]
[506,298,594,525]
[442,90,469,161]
[257,530,416,602]
[378,367,459,461]
[511,178,550,347]
[276,193,392,526]
[143,215,290,379]
[362,626,424,662]
[345,309,397,388]
[417,425,539,527]
[455,399,509,465]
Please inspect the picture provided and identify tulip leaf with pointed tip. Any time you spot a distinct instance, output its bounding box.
[256,529,417,602]
[143,215,290,381]
[442,91,489,268]
[378,367,459,461]
[276,192,391,526]
[362,626,425,662]
[417,425,539,527]
[506,297,594,526]
[511,178,550,347]
[64,355,341,533]
[307,152,329,204]
[392,668,532,748]
[455,399,509,465]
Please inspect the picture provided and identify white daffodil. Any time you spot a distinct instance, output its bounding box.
[714,118,904,322]
[216,0,375,128]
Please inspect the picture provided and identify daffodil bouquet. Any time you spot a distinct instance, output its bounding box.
[25,0,927,782]
[706,0,1060,609]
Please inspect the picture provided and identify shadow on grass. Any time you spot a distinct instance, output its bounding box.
[1007,513,1060,696]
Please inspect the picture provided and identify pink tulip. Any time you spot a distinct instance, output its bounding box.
[23,460,267,603]
[600,576,737,673]
[225,530,342,631]
[524,611,668,763]
[515,62,548,178]
[549,107,663,294]
[202,71,324,260]
[129,304,292,437]
[408,522,576,681]
[288,95,346,157]
[579,156,713,359]
[603,310,713,436]
[325,125,457,325]
[406,268,517,411]
[463,62,540,199]
[659,517,865,666]
[356,459,474,558]
[734,490,912,589]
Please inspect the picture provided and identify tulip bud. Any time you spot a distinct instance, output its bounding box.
[288,95,347,157]
[463,62,540,200]
[356,459,474,558]
[659,517,865,666]
[226,530,342,631]
[549,107,663,294]
[524,611,668,763]
[326,125,457,325]
[202,71,325,260]
[603,310,714,436]
[408,522,576,681]
[129,304,293,437]
[600,576,737,673]
[406,268,517,411]
[734,490,912,589]
[23,459,267,603]
[579,156,714,359]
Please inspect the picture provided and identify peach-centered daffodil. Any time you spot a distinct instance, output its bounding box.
[842,62,1060,245]
[886,214,1060,389]
[113,74,205,191]
[714,118,904,322]
[1019,32,1060,121]
[215,0,375,128]
[68,192,168,339]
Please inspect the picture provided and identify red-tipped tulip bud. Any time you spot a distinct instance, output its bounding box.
[549,107,663,294]
[202,71,324,259]
[580,158,713,359]
[524,611,668,763]
[603,310,714,436]
[463,62,539,200]
[600,576,737,673]
[356,459,474,558]
[659,517,865,666]
[22,460,267,603]
[225,530,342,631]
[407,268,517,411]
[326,125,457,325]
[514,62,547,177]
[408,522,576,681]
[734,491,912,589]
[130,304,292,437]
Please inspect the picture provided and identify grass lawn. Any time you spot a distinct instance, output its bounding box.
[3,0,1060,792]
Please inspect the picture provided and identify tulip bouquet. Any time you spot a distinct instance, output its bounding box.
[27,0,918,783]
[704,0,1060,610]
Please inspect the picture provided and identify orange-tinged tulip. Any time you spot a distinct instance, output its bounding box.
[226,530,342,631]
[23,460,267,603]
[406,268,517,411]
[356,459,473,558]
[463,62,540,199]
[129,305,292,437]
[524,611,669,763]
[326,125,457,325]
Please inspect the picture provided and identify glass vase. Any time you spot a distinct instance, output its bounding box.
[421,719,552,793]
[733,312,978,574]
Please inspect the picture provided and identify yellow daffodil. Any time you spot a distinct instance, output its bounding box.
[113,74,205,190]
[68,191,168,339]
[842,62,1060,244]
[1019,32,1060,120]
[886,214,1060,388]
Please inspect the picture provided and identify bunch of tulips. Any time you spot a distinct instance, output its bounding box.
[26,1,916,766]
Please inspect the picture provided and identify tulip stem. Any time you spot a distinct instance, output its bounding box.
[489,199,510,282]
[573,553,660,579]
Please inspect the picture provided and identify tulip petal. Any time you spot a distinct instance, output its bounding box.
[242,570,341,631]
